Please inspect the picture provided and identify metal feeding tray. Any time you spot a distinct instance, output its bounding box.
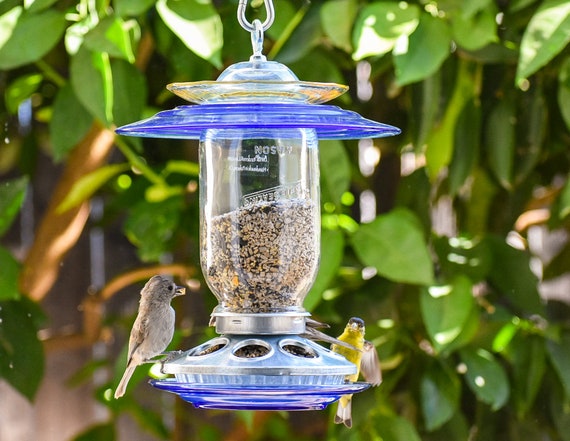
[153,334,368,410]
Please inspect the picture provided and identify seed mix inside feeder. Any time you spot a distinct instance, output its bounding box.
[115,0,400,410]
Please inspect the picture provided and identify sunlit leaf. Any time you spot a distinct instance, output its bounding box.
[320,0,358,52]
[352,2,420,60]
[0,176,28,237]
[350,208,434,285]
[393,13,451,86]
[432,235,492,282]
[425,59,478,179]
[50,84,93,162]
[459,347,510,410]
[4,73,42,114]
[516,0,570,87]
[57,164,130,213]
[83,16,137,63]
[421,362,460,431]
[24,0,58,13]
[156,0,223,68]
[421,276,475,352]
[451,8,498,51]
[0,7,65,69]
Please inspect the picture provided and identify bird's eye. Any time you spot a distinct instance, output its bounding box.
[168,285,173,291]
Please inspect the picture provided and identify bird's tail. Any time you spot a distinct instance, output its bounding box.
[114,365,136,399]
[334,395,353,428]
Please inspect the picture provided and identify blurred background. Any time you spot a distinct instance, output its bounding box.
[1,0,570,439]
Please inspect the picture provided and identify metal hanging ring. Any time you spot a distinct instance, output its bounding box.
[237,0,275,32]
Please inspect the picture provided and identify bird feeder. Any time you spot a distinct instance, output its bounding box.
[116,0,400,410]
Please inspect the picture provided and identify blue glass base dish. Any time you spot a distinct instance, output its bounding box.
[150,379,371,410]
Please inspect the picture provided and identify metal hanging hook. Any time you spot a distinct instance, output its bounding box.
[237,0,275,33]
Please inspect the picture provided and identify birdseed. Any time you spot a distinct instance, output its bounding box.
[202,198,318,313]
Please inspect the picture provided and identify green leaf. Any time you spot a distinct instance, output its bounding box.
[459,347,510,410]
[304,228,344,311]
[83,16,137,63]
[163,160,200,177]
[0,176,28,237]
[71,48,111,125]
[448,98,482,195]
[410,72,442,151]
[352,2,420,60]
[4,73,42,114]
[50,84,93,161]
[555,177,570,221]
[486,235,545,315]
[420,362,460,431]
[451,8,498,51]
[320,0,358,52]
[393,13,451,86]
[156,0,223,68]
[484,98,516,190]
[0,7,66,69]
[373,414,422,441]
[558,57,570,131]
[506,334,546,417]
[425,59,478,179]
[420,276,475,352]
[0,297,45,400]
[433,235,492,282]
[109,58,147,127]
[72,423,115,441]
[546,331,570,399]
[319,139,351,206]
[516,0,570,87]
[124,197,183,262]
[0,246,21,300]
[350,208,434,285]
[114,0,156,17]
[57,164,130,213]
[24,0,59,13]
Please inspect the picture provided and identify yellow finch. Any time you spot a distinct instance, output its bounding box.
[331,317,382,428]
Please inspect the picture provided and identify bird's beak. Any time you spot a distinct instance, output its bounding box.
[175,285,186,296]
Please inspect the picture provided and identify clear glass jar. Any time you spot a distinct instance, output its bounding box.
[200,128,320,314]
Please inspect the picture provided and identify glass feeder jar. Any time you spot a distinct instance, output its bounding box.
[200,126,320,315]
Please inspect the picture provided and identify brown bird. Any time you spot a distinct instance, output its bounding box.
[114,275,185,399]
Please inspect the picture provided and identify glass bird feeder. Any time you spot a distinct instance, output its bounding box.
[116,1,400,410]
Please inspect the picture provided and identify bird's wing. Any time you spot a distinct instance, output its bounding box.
[126,314,148,365]
[360,341,382,386]
[305,317,330,329]
[302,327,360,351]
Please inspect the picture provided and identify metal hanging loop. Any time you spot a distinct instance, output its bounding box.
[237,0,275,33]
[250,18,264,58]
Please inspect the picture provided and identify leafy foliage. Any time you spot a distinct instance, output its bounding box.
[1,0,570,440]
